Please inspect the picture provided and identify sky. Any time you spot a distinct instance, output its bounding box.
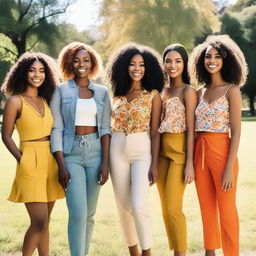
[65,0,101,31]
[65,0,239,32]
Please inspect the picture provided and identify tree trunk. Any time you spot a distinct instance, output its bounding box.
[16,37,27,58]
[12,33,27,59]
[249,94,255,116]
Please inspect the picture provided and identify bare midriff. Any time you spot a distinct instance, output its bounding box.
[21,136,50,142]
[75,126,98,136]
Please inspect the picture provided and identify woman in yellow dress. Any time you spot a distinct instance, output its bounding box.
[1,52,65,256]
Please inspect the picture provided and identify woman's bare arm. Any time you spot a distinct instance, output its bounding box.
[1,96,22,162]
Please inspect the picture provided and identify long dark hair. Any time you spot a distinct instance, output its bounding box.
[1,52,58,103]
[107,43,164,97]
[196,42,242,85]
[189,34,248,87]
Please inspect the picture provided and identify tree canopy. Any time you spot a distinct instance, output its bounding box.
[97,0,219,60]
[221,1,256,115]
[0,0,75,58]
[0,0,256,115]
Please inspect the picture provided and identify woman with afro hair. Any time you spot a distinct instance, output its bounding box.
[107,43,164,256]
[189,34,248,256]
[50,42,111,256]
[1,52,65,256]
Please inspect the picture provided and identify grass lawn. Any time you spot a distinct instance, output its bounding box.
[0,122,255,256]
[242,110,256,122]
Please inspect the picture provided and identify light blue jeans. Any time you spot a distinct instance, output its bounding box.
[64,133,102,256]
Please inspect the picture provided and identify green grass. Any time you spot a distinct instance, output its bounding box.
[242,110,256,122]
[1,123,256,256]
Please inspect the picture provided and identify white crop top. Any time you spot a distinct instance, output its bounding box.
[75,98,97,126]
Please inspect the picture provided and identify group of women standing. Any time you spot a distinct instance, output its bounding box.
[1,34,247,256]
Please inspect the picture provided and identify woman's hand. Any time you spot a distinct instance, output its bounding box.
[184,163,195,184]
[98,163,109,185]
[148,164,158,185]
[58,166,71,191]
[222,167,234,191]
[16,151,22,163]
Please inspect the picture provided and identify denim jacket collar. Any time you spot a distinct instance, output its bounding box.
[68,79,95,91]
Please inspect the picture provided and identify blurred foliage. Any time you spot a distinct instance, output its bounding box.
[0,0,256,115]
[96,0,220,61]
[0,0,76,58]
[220,1,256,115]
[228,0,256,11]
[35,23,98,59]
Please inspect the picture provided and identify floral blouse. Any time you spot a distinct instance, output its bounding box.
[195,87,231,133]
[158,97,186,133]
[112,89,158,134]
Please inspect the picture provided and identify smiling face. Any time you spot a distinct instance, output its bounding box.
[164,50,184,79]
[128,54,145,82]
[27,60,45,88]
[72,49,92,78]
[204,46,223,74]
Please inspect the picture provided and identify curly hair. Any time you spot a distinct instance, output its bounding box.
[188,34,248,87]
[58,42,102,82]
[1,52,59,103]
[106,43,164,97]
[163,43,190,84]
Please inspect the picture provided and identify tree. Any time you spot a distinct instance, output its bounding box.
[220,4,256,115]
[97,0,219,60]
[228,0,256,12]
[35,23,98,59]
[0,0,75,59]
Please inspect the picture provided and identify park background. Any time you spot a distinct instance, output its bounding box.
[0,0,255,255]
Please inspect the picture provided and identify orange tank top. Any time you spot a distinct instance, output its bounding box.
[195,85,233,133]
[16,95,53,141]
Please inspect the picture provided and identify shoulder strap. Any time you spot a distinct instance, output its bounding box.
[150,89,158,100]
[17,94,26,107]
[198,87,206,100]
[152,89,158,96]
[177,86,186,97]
[18,94,24,101]
[202,87,207,97]
[224,84,233,96]
[41,97,48,105]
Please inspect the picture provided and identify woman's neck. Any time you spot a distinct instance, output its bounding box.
[74,77,90,87]
[130,81,143,91]
[169,76,185,87]
[24,86,38,98]
[209,72,226,87]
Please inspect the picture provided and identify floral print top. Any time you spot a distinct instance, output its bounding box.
[112,89,158,134]
[158,97,186,133]
[195,87,232,133]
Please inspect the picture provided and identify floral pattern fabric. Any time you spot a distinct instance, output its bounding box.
[158,97,186,134]
[195,88,230,133]
[112,89,158,134]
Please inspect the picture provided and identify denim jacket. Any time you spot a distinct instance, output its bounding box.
[50,79,112,154]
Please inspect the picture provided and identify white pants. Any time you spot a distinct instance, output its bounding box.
[110,132,152,250]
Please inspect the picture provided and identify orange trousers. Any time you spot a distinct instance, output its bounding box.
[194,132,239,256]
